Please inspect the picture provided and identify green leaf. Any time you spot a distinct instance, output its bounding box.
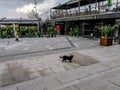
[99,24,116,37]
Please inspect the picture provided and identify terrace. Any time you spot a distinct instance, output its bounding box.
[50,0,120,21]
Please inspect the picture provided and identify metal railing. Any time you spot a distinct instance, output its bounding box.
[51,1,120,19]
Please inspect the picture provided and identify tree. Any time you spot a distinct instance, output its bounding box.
[28,9,39,19]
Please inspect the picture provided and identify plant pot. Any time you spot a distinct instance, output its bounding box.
[100,37,113,46]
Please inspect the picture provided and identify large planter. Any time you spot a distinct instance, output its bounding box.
[100,37,113,46]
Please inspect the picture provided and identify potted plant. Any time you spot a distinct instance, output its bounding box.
[99,24,117,46]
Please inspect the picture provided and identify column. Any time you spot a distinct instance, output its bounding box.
[81,22,85,37]
[65,4,68,17]
[78,0,81,15]
[13,23,16,37]
[50,9,52,19]
[98,2,100,13]
[64,21,67,35]
[89,0,91,14]
[95,0,97,13]
[116,0,118,7]
[13,23,19,41]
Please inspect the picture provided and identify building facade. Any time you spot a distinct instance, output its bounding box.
[50,0,120,40]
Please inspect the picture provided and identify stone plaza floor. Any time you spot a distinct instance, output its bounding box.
[0,36,120,90]
[0,36,100,62]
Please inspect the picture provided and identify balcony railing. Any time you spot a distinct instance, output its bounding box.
[51,2,120,20]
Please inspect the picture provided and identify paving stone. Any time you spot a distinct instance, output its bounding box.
[0,68,9,75]
[0,78,15,87]
[17,76,61,90]
[79,47,120,62]
[0,72,12,80]
[43,76,61,89]
[8,64,29,83]
[4,87,17,90]
[71,52,99,66]
[58,86,79,90]
[28,71,40,79]
[78,63,111,74]
[68,63,81,69]
[63,64,74,71]
[91,67,120,82]
[0,37,120,89]
[79,68,120,85]
[25,68,37,74]
[75,79,120,90]
[105,67,120,79]
[0,87,17,90]
[38,68,54,76]
[80,72,107,82]
[50,65,66,73]
[12,74,28,83]
[0,64,7,70]
[54,80,81,90]
[54,69,90,83]
[101,59,120,68]
[109,74,120,86]
[16,80,41,90]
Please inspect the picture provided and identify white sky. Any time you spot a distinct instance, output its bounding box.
[0,0,119,19]
[0,0,69,19]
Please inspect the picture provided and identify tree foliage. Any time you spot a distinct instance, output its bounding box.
[28,10,39,19]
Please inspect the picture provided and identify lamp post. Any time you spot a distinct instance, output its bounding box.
[116,0,119,8]
[34,0,40,36]
[13,23,19,41]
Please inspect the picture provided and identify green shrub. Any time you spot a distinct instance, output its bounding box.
[27,26,36,37]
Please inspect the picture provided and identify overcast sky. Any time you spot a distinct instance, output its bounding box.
[0,0,69,19]
[0,0,118,19]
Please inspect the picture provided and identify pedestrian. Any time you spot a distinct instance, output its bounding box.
[15,35,19,41]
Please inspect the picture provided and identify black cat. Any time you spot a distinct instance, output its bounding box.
[60,55,73,62]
